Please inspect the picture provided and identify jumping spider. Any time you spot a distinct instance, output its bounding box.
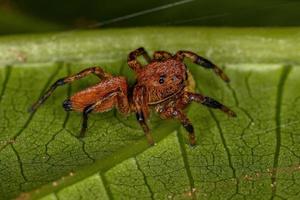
[30,47,236,146]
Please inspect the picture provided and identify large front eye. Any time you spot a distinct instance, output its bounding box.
[158,76,165,84]
[159,75,165,84]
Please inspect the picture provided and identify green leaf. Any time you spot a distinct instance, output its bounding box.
[0,28,300,200]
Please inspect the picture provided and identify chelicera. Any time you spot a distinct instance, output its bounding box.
[29,47,236,146]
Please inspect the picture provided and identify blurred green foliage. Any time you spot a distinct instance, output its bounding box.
[1,0,300,34]
[0,8,63,34]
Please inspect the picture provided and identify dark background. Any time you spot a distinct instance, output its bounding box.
[1,0,300,35]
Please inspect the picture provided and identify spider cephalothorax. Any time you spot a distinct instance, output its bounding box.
[30,47,236,146]
[135,59,187,104]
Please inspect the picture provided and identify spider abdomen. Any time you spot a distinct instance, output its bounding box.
[68,76,128,112]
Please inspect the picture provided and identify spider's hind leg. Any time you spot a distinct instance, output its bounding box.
[78,87,127,138]
[29,67,111,113]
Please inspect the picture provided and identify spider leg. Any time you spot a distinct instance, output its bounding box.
[79,88,121,138]
[175,50,230,82]
[127,47,152,73]
[187,92,236,117]
[136,112,154,146]
[133,85,154,145]
[80,104,94,138]
[29,67,111,113]
[152,50,172,61]
[158,106,196,146]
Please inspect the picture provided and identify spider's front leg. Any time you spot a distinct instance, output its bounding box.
[157,105,196,146]
[152,50,172,61]
[187,92,236,117]
[175,50,230,82]
[127,47,152,73]
[132,85,154,145]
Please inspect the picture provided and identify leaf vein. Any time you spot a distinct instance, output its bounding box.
[209,110,240,195]
[0,65,12,103]
[270,65,292,200]
[134,157,154,200]
[10,144,28,186]
[0,63,63,153]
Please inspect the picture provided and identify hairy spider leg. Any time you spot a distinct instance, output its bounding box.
[152,50,172,61]
[158,106,196,146]
[155,91,236,145]
[79,88,123,138]
[133,85,154,145]
[136,112,154,145]
[175,51,230,82]
[187,92,237,117]
[127,47,152,72]
[29,67,111,112]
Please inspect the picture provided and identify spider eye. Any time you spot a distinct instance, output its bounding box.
[159,75,165,84]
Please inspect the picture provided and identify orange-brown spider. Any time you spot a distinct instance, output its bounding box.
[30,47,236,146]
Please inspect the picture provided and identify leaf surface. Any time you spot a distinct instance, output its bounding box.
[0,28,299,200]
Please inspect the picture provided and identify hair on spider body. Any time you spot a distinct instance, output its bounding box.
[29,47,236,146]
